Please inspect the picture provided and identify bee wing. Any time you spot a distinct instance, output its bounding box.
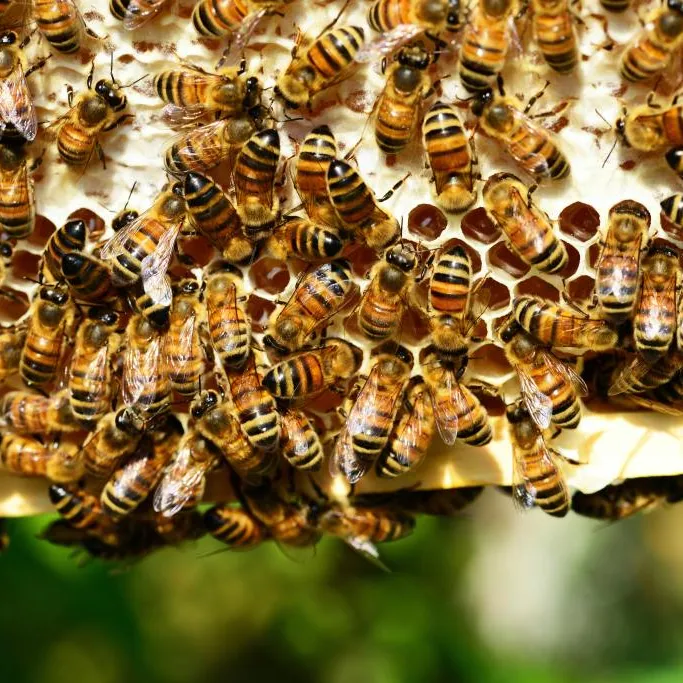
[343,536,391,572]
[466,278,492,330]
[544,351,589,397]
[232,8,268,52]
[0,162,29,208]
[100,209,150,261]
[608,356,652,396]
[153,448,207,518]
[163,120,228,173]
[517,368,553,430]
[122,333,163,408]
[0,64,37,141]
[431,368,468,446]
[161,103,206,129]
[597,234,642,298]
[123,0,169,29]
[512,439,566,513]
[141,221,183,307]
[166,315,196,377]
[69,343,108,396]
[354,25,421,62]
[400,391,432,459]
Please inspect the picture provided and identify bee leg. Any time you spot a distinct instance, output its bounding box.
[95,141,107,170]
[66,84,74,107]
[102,114,134,132]
[646,92,661,109]
[526,183,538,207]
[25,54,51,79]
[86,59,96,90]
[377,173,411,203]
[523,81,550,115]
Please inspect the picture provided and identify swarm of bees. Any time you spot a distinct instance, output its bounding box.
[0,0,682,565]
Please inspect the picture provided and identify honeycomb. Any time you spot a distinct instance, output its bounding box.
[0,0,682,547]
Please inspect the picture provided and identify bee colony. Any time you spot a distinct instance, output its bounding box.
[0,0,682,563]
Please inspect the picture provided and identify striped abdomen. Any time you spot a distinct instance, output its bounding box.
[533,5,578,73]
[20,312,67,387]
[358,286,404,340]
[634,280,677,358]
[262,350,327,399]
[293,260,354,323]
[530,362,581,428]
[110,217,167,285]
[280,218,344,261]
[61,253,116,302]
[57,119,97,166]
[48,484,104,529]
[2,392,50,433]
[429,244,471,315]
[44,219,86,280]
[204,505,268,548]
[34,0,81,53]
[327,159,377,228]
[280,410,323,471]
[154,70,219,108]
[206,278,251,369]
[375,71,425,153]
[507,115,570,180]
[69,349,111,424]
[368,0,410,31]
[596,251,640,317]
[459,15,510,92]
[295,125,338,210]
[0,164,34,239]
[0,434,47,476]
[305,27,365,93]
[520,447,569,517]
[164,123,231,176]
[191,0,247,37]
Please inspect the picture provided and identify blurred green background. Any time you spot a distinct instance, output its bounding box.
[3,491,683,683]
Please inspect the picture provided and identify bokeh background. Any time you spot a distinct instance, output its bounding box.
[3,491,683,683]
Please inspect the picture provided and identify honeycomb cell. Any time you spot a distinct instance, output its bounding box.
[401,306,431,345]
[11,250,41,281]
[180,236,216,267]
[344,243,379,277]
[516,276,560,301]
[461,207,501,244]
[27,215,56,248]
[487,241,530,277]
[476,278,510,310]
[588,243,601,268]
[0,290,28,324]
[559,202,600,242]
[246,295,276,333]
[558,241,580,279]
[68,208,105,240]
[567,275,596,302]
[468,343,512,380]
[476,388,507,416]
[250,258,290,294]
[408,203,448,241]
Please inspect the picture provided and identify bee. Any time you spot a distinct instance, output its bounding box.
[55,62,132,167]
[616,97,683,152]
[633,244,680,361]
[422,101,477,213]
[262,338,363,399]
[532,0,579,74]
[358,242,419,341]
[166,278,204,399]
[500,319,587,430]
[192,0,289,41]
[420,347,492,446]
[512,295,618,351]
[226,352,281,451]
[595,200,650,321]
[333,347,413,484]
[0,140,39,239]
[351,486,484,515]
[459,0,517,92]
[608,350,683,396]
[234,128,280,242]
[0,324,26,382]
[110,0,171,30]
[20,285,73,388]
[376,376,435,478]
[326,159,401,250]
[472,86,570,181]
[653,366,683,403]
[68,308,120,425]
[204,262,251,369]
[483,172,568,272]
[60,252,117,302]
[264,260,357,354]
[506,400,570,518]
[204,504,269,549]
[666,147,683,178]
[122,314,171,423]
[1,389,79,433]
[661,193,683,228]
[34,0,91,53]
[0,434,80,481]
[82,408,144,478]
[275,25,365,109]
[375,43,432,154]
[264,217,346,262]
[620,1,683,83]
[280,409,324,471]
[42,218,86,281]
[183,172,253,265]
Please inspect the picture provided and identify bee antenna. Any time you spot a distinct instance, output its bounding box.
[109,50,115,84]
[594,108,611,128]
[123,181,137,212]
[121,74,148,89]
[602,137,618,168]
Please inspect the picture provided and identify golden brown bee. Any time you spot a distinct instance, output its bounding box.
[506,400,570,518]
[633,244,680,361]
[110,0,171,29]
[500,319,587,430]
[459,0,516,92]
[483,172,568,272]
[265,260,357,353]
[264,217,346,262]
[1,389,79,434]
[34,0,89,53]
[333,347,412,484]
[275,25,365,109]
[204,262,251,369]
[204,504,269,549]
[20,285,73,388]
[0,324,26,382]
[616,98,683,152]
[376,376,435,478]
[354,486,484,515]
[420,347,492,446]
[358,242,419,341]
[512,295,618,351]
[375,43,432,154]
[42,218,86,281]
[192,0,289,40]
[595,200,650,321]
[226,353,281,451]
[472,88,570,180]
[234,128,280,242]
[532,0,579,73]
[661,193,683,228]
[608,350,683,396]
[422,101,476,213]
[0,434,80,481]
[280,409,324,471]
[68,308,120,425]
[166,278,204,399]
[0,141,39,239]
[262,337,363,399]
[620,1,683,83]
[60,252,117,302]
[48,484,118,544]
[326,159,401,250]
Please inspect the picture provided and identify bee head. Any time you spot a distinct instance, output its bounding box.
[0,241,12,259]
[40,285,69,306]
[505,402,526,424]
[94,79,126,111]
[446,0,461,27]
[191,390,219,419]
[0,32,17,46]
[112,209,138,232]
[470,89,493,117]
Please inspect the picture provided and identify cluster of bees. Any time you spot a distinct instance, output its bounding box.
[0,0,681,564]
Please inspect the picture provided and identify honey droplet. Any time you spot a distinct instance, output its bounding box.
[488,242,530,278]
[559,202,600,242]
[180,236,216,268]
[516,276,560,301]
[567,275,596,303]
[557,241,580,279]
[461,207,501,244]
[250,258,290,295]
[68,208,105,240]
[441,237,482,273]
[476,277,510,310]
[246,295,276,333]
[28,215,56,248]
[344,243,378,277]
[407,203,448,241]
[588,243,601,268]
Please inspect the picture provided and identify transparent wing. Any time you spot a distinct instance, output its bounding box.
[608,356,652,396]
[99,208,150,261]
[70,344,108,398]
[122,334,163,408]
[511,443,537,512]
[432,367,469,446]
[343,537,391,572]
[0,64,37,141]
[544,351,589,397]
[161,103,206,129]
[167,315,196,379]
[141,221,182,307]
[231,8,267,52]
[162,120,229,173]
[354,24,422,62]
[153,444,208,517]
[641,270,678,340]
[517,368,553,430]
[123,0,169,29]
[395,393,431,469]
[0,163,29,213]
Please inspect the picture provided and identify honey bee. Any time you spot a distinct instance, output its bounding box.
[166,278,204,399]
[110,0,171,30]
[616,97,683,152]
[512,295,618,351]
[532,0,579,73]
[608,350,683,396]
[358,242,419,341]
[264,260,357,353]
[375,43,432,154]
[264,217,346,262]
[326,159,401,250]
[595,200,650,321]
[500,319,587,430]
[262,337,363,399]
[226,352,281,451]
[661,193,683,228]
[666,147,683,177]
[192,0,290,41]
[122,314,171,423]
[34,0,92,53]
[376,376,435,478]
[204,262,251,369]
[280,409,324,471]
[55,62,132,167]
[632,244,679,361]
[82,408,143,478]
[60,252,117,302]
[68,308,120,425]
[420,347,492,446]
[351,486,484,515]
[48,484,118,544]
[620,1,683,83]
[483,172,568,272]
[1,389,79,433]
[204,504,269,549]
[0,434,80,481]
[0,140,39,239]
[275,25,365,109]
[472,86,570,181]
[20,285,73,388]
[42,218,86,281]
[422,101,477,213]
[506,400,570,518]
[234,128,280,242]
[333,347,412,484]
[459,0,517,92]
[0,324,26,381]
[653,366,683,403]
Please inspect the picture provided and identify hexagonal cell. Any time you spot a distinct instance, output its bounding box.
[68,208,105,240]
[468,343,512,381]
[27,215,56,248]
[180,235,216,267]
[558,241,580,279]
[476,389,507,417]
[401,306,431,345]
[11,250,41,281]
[476,277,510,311]
[344,243,379,277]
[250,258,290,294]
[461,207,501,244]
[487,241,530,277]
[588,242,601,268]
[515,276,560,301]
[559,202,600,242]
[567,275,596,303]
[246,294,276,333]
[441,237,482,273]
[0,290,29,324]
[408,203,448,241]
